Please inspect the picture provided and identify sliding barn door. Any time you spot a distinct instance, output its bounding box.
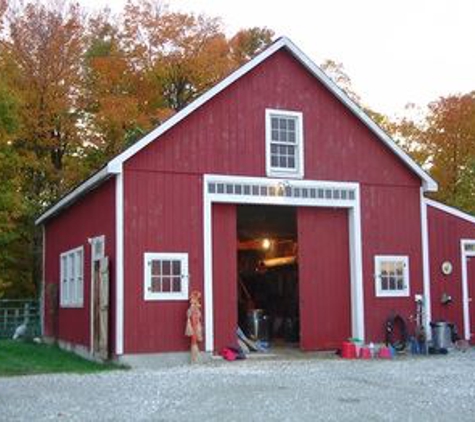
[212,204,237,353]
[298,207,351,350]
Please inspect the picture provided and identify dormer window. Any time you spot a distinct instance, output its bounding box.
[266,109,304,178]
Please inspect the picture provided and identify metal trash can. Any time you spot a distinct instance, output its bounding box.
[430,321,453,349]
[247,309,270,341]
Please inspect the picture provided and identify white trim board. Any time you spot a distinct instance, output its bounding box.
[35,36,437,226]
[461,239,475,341]
[425,198,475,225]
[420,189,432,340]
[203,174,365,352]
[115,173,124,355]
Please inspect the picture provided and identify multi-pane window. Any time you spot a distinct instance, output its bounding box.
[374,255,410,297]
[60,246,84,307]
[266,109,303,178]
[144,253,189,300]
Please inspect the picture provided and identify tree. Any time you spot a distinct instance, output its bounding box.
[0,0,275,298]
[229,27,274,66]
[422,93,475,211]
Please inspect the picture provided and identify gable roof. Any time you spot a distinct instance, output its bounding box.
[36,36,437,225]
[425,198,475,225]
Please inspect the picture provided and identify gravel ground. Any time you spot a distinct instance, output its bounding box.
[1,350,475,421]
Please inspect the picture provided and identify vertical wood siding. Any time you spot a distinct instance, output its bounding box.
[428,206,475,335]
[123,172,203,353]
[298,207,351,350]
[360,185,424,341]
[212,204,237,352]
[117,49,425,352]
[44,179,116,351]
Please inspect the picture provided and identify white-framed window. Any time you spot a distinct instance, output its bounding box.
[60,246,84,307]
[265,109,304,178]
[374,255,410,297]
[144,253,189,301]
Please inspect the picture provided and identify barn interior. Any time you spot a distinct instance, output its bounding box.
[237,205,300,348]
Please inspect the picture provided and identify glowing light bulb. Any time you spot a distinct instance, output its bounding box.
[262,238,271,250]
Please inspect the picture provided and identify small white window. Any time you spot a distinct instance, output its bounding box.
[266,109,304,178]
[144,253,189,301]
[60,246,84,307]
[374,255,410,297]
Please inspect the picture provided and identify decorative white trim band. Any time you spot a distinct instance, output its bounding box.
[203,174,365,352]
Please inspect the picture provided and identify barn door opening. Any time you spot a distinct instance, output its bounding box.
[237,205,299,349]
[90,236,109,360]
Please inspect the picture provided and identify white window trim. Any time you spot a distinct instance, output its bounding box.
[60,246,84,308]
[374,255,410,298]
[144,252,189,301]
[265,108,304,179]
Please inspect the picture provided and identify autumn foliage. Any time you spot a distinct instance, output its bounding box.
[0,0,273,297]
[0,1,474,298]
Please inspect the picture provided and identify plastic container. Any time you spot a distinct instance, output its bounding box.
[378,346,392,359]
[341,341,357,359]
[359,347,371,359]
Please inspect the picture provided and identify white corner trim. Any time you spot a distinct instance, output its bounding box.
[115,173,124,355]
[425,198,475,225]
[265,108,304,179]
[461,239,475,341]
[348,185,365,340]
[203,174,365,351]
[420,189,432,340]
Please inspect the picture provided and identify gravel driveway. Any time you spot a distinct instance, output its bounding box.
[1,350,475,421]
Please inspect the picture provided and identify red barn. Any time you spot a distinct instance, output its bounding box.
[36,37,475,362]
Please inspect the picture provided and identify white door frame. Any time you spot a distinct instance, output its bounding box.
[203,174,365,352]
[461,239,475,341]
[89,235,105,354]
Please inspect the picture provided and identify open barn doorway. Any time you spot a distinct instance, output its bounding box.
[237,205,299,350]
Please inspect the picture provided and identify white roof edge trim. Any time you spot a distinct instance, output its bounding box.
[35,166,110,225]
[37,36,439,224]
[279,38,438,193]
[107,38,288,169]
[107,36,436,191]
[425,198,475,225]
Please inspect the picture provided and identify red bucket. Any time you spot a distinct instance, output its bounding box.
[341,341,357,359]
[359,347,372,359]
[378,346,392,359]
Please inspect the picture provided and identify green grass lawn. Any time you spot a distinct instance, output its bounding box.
[0,340,123,377]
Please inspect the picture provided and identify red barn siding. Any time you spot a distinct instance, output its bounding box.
[212,204,237,352]
[361,185,424,341]
[119,49,425,352]
[298,208,351,350]
[123,171,204,353]
[428,206,475,336]
[44,178,116,350]
[127,51,420,190]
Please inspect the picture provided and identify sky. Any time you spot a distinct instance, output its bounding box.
[80,0,475,117]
